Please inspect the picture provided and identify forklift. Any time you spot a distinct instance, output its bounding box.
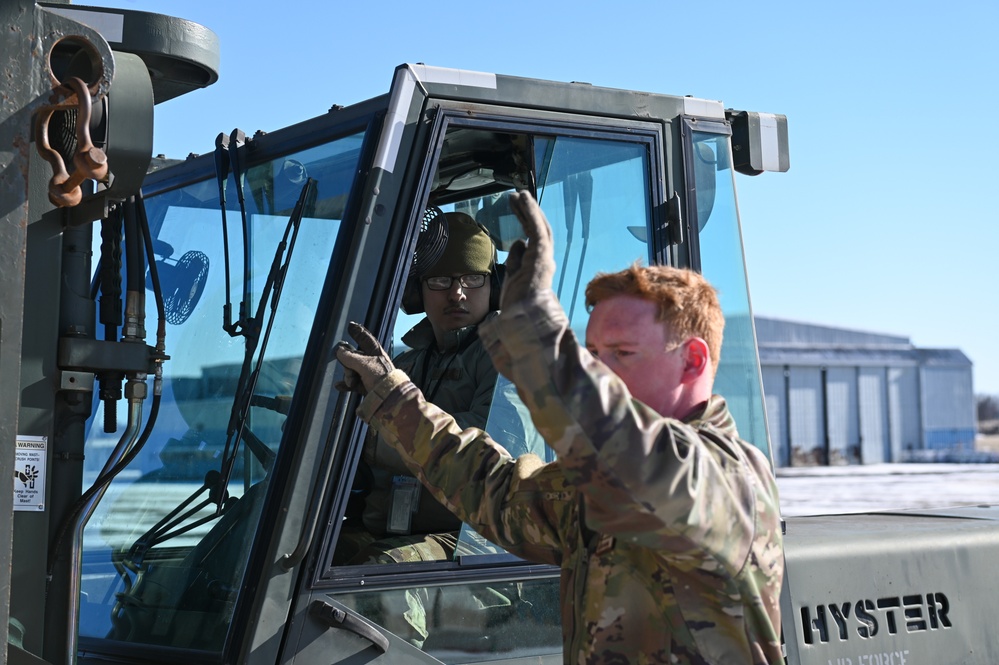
[4,3,998,664]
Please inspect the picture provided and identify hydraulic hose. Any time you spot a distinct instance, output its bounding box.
[65,398,143,665]
[53,192,168,664]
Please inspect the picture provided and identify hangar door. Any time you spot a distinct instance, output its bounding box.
[858,367,889,463]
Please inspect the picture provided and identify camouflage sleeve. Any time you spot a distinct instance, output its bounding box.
[478,290,757,561]
[358,369,570,565]
[373,345,495,476]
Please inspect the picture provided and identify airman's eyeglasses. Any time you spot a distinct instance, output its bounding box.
[424,273,487,291]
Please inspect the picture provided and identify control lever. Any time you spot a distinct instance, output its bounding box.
[214,132,239,336]
[214,128,252,338]
[228,129,251,333]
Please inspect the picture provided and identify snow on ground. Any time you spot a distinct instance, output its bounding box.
[775,463,999,517]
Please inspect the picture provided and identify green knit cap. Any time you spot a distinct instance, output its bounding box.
[423,212,495,277]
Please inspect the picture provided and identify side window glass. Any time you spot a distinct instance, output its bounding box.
[335,576,562,657]
[688,128,771,460]
[330,124,654,662]
[457,135,653,556]
[536,136,653,334]
[79,133,363,654]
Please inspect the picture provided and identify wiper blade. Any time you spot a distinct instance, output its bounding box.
[214,177,317,509]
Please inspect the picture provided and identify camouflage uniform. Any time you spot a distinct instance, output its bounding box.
[358,290,784,664]
[361,315,498,540]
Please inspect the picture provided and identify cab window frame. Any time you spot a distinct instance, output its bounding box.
[315,106,671,589]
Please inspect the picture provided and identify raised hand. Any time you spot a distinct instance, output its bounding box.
[500,191,556,310]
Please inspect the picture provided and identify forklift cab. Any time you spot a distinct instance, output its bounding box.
[72,64,786,664]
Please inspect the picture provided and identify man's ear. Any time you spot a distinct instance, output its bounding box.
[681,337,710,382]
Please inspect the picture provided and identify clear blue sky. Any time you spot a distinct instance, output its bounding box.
[86,0,999,395]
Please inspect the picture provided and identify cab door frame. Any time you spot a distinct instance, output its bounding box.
[282,97,676,663]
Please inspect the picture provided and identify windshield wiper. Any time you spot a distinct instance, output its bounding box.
[214,176,317,510]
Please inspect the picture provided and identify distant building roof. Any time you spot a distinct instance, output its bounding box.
[917,348,973,367]
[754,316,910,347]
[754,317,971,369]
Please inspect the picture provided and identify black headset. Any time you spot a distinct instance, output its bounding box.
[401,209,504,315]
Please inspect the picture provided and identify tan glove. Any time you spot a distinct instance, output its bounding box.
[334,322,395,395]
[500,191,556,311]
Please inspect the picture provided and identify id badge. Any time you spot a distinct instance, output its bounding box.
[387,476,420,534]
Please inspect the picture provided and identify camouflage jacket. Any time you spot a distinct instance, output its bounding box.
[359,291,784,664]
[361,315,498,536]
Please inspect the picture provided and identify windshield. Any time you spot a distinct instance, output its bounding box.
[77,131,364,653]
[688,129,771,460]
